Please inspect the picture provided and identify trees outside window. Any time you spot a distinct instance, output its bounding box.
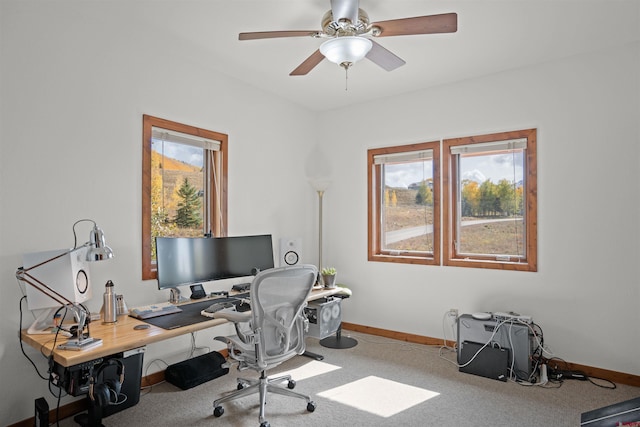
[368,128,537,272]
[174,177,203,228]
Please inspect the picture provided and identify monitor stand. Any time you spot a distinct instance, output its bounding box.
[169,287,188,304]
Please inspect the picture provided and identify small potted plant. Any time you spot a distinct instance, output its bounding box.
[321,267,337,288]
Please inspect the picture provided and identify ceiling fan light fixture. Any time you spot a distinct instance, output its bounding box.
[320,36,372,66]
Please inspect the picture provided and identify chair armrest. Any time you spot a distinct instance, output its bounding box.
[212,309,252,323]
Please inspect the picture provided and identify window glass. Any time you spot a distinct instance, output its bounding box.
[151,136,205,251]
[457,148,525,257]
[368,141,440,265]
[142,115,227,280]
[444,129,537,271]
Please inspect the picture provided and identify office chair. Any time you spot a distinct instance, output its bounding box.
[212,264,318,427]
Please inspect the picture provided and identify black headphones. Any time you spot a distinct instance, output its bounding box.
[89,358,125,407]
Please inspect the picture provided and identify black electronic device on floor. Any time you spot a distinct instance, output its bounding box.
[457,313,533,380]
[459,341,509,382]
[165,351,229,390]
[34,397,48,427]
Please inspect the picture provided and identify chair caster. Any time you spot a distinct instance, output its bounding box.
[260,421,270,427]
[237,383,244,390]
[307,401,317,412]
[287,379,296,389]
[213,406,224,417]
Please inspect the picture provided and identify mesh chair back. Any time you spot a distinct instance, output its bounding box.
[251,265,317,369]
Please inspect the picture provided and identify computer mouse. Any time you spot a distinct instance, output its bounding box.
[204,301,236,314]
[134,324,150,330]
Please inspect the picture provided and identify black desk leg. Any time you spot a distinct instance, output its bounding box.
[73,397,105,427]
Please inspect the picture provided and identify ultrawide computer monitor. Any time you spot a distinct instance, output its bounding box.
[156,234,275,290]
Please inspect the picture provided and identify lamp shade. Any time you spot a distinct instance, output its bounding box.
[320,36,373,65]
[87,225,114,261]
[309,179,331,192]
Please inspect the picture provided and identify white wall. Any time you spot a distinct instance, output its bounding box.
[317,42,640,376]
[0,2,319,424]
[1,1,639,424]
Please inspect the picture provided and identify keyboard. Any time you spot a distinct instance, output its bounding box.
[232,283,251,292]
[129,302,183,319]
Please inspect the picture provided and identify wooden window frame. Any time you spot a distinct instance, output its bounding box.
[442,128,537,272]
[367,141,441,266]
[141,114,228,280]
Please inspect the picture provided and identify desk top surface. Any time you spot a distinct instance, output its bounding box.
[21,286,342,367]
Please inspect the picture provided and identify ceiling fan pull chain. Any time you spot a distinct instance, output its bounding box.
[344,66,349,91]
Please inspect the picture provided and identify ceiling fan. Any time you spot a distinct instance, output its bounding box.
[238,0,457,76]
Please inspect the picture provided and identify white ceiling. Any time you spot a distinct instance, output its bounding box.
[142,0,639,112]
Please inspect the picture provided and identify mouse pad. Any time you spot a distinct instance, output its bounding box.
[142,300,229,330]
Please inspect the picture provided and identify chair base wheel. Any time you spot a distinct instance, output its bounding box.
[213,406,224,417]
[260,422,270,427]
[287,379,296,389]
[307,401,317,412]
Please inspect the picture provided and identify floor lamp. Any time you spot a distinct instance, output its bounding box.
[309,180,357,350]
[310,180,329,285]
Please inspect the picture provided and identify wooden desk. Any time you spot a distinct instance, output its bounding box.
[21,286,341,367]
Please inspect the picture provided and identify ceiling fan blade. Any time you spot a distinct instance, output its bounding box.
[239,30,317,41]
[290,50,325,76]
[366,40,406,72]
[331,0,359,23]
[373,13,457,37]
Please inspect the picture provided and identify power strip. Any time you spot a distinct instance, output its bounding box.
[492,311,533,324]
[548,368,587,381]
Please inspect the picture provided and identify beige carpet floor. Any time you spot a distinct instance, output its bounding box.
[59,331,639,426]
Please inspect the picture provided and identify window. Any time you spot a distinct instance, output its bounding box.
[142,115,228,280]
[368,141,440,265]
[367,128,537,272]
[443,128,537,271]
